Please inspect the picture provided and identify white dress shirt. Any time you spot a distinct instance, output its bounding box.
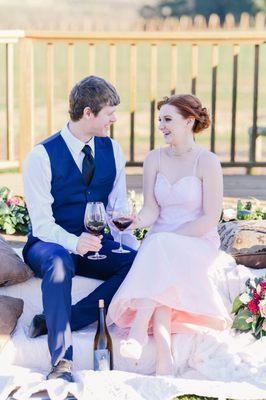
[23,124,139,253]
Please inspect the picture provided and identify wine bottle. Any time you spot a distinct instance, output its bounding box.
[93,299,113,371]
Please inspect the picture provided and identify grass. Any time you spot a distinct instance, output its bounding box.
[173,397,216,400]
[0,40,266,162]
[174,397,266,400]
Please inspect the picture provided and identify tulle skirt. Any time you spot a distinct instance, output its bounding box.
[107,232,232,335]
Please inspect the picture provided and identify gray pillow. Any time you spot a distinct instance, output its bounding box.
[0,235,33,286]
[218,220,266,268]
[0,295,24,350]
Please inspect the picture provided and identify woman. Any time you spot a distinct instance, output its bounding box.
[107,94,231,376]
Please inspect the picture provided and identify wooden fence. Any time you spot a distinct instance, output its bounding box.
[0,30,266,171]
[0,10,265,31]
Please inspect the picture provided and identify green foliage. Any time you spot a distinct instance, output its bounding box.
[173,396,217,400]
[133,227,148,241]
[232,309,252,331]
[231,295,244,314]
[220,199,266,223]
[154,0,266,21]
[0,186,29,235]
[236,199,266,220]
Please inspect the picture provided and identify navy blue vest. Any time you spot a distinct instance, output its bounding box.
[23,132,116,256]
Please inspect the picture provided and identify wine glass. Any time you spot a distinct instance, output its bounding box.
[111,206,135,254]
[84,202,107,260]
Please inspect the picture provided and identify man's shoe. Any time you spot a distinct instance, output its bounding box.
[28,314,48,338]
[47,359,74,382]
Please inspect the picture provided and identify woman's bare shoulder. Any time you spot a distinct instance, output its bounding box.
[144,148,160,164]
[198,148,222,175]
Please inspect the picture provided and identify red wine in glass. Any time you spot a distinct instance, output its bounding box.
[86,221,106,236]
[111,210,134,254]
[84,202,107,260]
[112,217,133,232]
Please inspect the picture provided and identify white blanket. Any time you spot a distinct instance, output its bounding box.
[1,250,266,400]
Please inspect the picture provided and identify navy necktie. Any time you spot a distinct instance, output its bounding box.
[82,145,95,186]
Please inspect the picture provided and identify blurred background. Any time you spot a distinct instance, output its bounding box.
[0,0,266,174]
[0,0,266,31]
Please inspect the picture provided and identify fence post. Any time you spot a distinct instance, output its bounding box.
[19,37,34,171]
[224,13,235,29]
[194,15,207,30]
[248,44,260,175]
[255,12,265,30]
[6,42,15,161]
[208,14,221,30]
[239,12,250,30]
[46,42,54,136]
[179,16,193,30]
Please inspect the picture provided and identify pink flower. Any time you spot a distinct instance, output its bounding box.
[6,196,24,207]
[247,299,260,315]
[260,282,266,294]
[260,304,266,318]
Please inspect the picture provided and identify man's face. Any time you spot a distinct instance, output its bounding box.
[87,105,117,137]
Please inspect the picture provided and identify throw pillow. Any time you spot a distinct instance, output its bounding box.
[0,295,24,351]
[0,235,33,286]
[218,220,266,268]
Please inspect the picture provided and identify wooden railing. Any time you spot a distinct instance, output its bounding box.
[0,30,266,171]
[1,10,265,31]
[0,31,24,170]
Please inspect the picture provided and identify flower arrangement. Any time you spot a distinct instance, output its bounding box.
[221,199,266,223]
[0,186,29,235]
[232,276,266,339]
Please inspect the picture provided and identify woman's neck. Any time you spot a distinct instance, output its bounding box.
[169,139,196,156]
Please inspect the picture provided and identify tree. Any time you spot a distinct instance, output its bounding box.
[139,0,266,21]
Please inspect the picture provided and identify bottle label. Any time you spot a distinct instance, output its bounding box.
[94,349,111,371]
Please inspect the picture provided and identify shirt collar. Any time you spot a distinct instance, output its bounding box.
[61,123,95,157]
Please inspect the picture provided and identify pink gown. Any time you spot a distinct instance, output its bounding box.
[107,149,231,336]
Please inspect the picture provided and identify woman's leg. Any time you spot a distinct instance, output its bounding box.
[120,299,155,359]
[153,305,174,376]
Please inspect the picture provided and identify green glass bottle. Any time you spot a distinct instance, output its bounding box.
[93,299,113,371]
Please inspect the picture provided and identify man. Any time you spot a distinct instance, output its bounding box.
[23,76,138,382]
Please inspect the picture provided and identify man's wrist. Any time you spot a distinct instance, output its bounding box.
[66,235,79,254]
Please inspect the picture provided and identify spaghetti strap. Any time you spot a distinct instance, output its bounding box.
[158,148,161,172]
[192,148,204,176]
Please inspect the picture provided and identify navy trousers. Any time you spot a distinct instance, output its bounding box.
[24,237,136,366]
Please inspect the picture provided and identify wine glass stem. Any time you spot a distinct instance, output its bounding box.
[95,251,100,259]
[119,231,123,251]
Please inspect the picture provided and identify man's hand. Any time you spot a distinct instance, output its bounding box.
[76,232,102,256]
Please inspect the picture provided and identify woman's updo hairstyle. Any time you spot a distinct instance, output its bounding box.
[157,94,211,133]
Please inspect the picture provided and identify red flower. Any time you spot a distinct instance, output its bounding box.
[247,299,260,315]
[252,288,261,300]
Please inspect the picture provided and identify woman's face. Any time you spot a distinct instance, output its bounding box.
[158,104,194,145]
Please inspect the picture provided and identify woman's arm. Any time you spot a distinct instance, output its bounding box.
[106,140,139,250]
[175,152,223,237]
[134,150,160,229]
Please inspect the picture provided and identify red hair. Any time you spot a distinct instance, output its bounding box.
[157,94,211,133]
